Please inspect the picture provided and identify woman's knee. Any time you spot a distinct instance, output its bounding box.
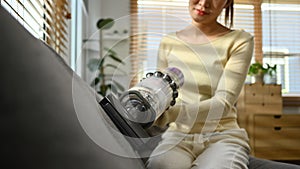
[191,142,249,169]
[146,147,193,169]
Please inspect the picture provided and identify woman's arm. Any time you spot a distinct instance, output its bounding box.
[196,35,254,121]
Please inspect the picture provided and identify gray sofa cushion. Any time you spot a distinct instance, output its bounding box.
[249,156,300,169]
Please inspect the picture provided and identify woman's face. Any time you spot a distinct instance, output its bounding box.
[189,0,229,24]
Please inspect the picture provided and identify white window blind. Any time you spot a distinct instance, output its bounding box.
[261,1,300,95]
[130,0,190,85]
[1,0,71,57]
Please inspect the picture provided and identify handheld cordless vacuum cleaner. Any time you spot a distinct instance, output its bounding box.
[99,67,184,151]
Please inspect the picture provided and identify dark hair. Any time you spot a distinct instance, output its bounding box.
[224,0,234,28]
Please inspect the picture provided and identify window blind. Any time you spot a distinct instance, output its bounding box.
[130,0,300,95]
[261,0,300,95]
[1,0,71,57]
[129,0,190,86]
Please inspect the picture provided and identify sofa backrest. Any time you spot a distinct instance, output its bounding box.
[0,6,145,169]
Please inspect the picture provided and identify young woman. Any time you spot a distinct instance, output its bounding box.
[146,0,254,168]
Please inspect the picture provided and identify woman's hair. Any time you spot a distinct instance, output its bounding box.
[224,0,234,28]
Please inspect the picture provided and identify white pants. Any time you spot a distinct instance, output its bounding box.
[146,129,250,169]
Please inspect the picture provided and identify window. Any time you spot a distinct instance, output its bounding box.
[130,0,300,96]
[1,0,71,58]
[261,2,300,95]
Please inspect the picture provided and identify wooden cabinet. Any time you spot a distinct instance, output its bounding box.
[237,84,282,129]
[250,114,300,160]
[237,84,300,160]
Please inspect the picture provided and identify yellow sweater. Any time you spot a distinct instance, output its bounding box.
[155,30,254,134]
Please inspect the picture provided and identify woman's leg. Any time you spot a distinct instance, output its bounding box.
[191,129,250,169]
[191,142,249,169]
[146,131,195,169]
[146,144,194,169]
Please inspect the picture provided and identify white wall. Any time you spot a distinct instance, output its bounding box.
[86,0,130,37]
[83,0,131,90]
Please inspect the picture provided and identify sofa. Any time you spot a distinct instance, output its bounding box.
[0,6,299,169]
